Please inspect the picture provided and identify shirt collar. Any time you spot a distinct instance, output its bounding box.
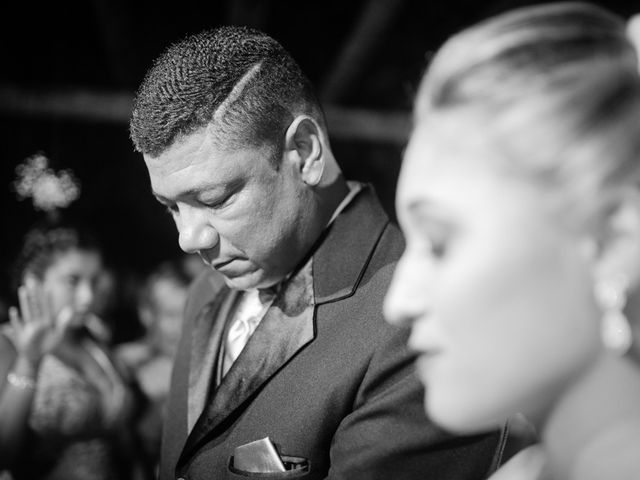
[327,181,364,226]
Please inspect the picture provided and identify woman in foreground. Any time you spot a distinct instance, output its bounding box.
[385,3,640,479]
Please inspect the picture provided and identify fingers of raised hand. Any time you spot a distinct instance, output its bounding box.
[17,285,33,325]
[17,277,53,327]
[9,306,22,331]
[628,14,640,74]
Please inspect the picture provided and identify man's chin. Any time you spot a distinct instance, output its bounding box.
[219,271,260,290]
[219,269,280,291]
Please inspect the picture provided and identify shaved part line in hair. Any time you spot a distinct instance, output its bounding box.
[207,62,265,148]
[213,63,262,126]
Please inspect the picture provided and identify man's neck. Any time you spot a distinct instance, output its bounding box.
[256,177,354,294]
[318,176,350,226]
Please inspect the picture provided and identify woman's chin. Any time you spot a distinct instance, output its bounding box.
[426,396,506,434]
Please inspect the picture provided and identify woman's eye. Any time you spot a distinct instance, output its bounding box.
[429,239,448,258]
[419,229,450,259]
[406,210,453,261]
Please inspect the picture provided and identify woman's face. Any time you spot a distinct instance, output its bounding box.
[41,249,104,321]
[384,119,603,433]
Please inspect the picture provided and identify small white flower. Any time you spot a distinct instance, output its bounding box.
[13,153,81,212]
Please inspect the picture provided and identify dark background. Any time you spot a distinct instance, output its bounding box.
[0,0,636,334]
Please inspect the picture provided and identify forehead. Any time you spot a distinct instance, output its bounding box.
[399,119,496,200]
[152,277,187,296]
[48,249,102,273]
[144,126,274,198]
[397,118,555,227]
[152,279,188,305]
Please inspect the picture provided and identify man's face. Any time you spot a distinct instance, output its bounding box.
[144,127,316,290]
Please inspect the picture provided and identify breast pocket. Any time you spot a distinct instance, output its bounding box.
[228,455,310,478]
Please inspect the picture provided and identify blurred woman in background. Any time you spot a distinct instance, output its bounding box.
[385,3,640,479]
[0,155,148,480]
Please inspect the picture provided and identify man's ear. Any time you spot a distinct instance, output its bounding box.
[283,115,324,186]
[590,189,640,288]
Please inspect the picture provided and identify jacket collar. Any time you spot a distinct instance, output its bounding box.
[312,184,390,304]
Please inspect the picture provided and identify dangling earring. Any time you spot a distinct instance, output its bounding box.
[594,274,633,355]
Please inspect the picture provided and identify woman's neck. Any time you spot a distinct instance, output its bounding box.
[540,353,640,480]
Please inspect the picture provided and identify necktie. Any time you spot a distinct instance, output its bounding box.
[222,289,275,375]
[223,313,261,373]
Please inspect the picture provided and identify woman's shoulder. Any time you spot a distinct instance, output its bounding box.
[571,420,640,480]
[488,445,549,480]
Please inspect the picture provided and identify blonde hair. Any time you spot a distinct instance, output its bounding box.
[416,2,640,226]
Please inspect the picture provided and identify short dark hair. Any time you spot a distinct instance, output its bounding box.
[130,26,324,158]
[12,222,102,291]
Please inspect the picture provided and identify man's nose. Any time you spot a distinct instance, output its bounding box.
[384,253,431,328]
[176,208,220,254]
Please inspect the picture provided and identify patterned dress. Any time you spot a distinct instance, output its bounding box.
[2,330,137,480]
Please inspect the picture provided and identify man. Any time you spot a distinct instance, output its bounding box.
[130,26,503,480]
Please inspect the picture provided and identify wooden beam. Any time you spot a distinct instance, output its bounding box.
[0,86,133,123]
[225,0,270,30]
[320,0,407,103]
[0,85,410,144]
[325,106,410,145]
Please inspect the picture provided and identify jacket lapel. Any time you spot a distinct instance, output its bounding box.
[180,260,316,461]
[313,185,390,304]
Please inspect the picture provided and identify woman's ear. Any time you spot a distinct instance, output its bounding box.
[591,189,640,288]
[283,115,325,186]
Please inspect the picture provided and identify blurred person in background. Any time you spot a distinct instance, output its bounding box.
[117,257,196,474]
[0,155,149,480]
[385,3,640,480]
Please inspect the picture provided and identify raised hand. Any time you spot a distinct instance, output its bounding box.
[8,276,72,365]
[628,14,640,71]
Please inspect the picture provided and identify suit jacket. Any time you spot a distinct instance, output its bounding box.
[160,186,503,480]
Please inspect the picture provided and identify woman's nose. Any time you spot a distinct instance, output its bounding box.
[76,281,95,311]
[384,253,431,328]
[176,208,220,254]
